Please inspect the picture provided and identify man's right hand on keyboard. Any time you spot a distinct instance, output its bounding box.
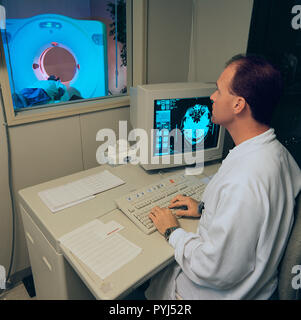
[168,195,201,218]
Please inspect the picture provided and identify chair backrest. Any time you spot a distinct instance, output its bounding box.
[277,192,301,300]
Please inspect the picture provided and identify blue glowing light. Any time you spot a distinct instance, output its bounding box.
[3,14,108,108]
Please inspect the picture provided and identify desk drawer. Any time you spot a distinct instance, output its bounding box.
[20,205,93,300]
[20,205,68,299]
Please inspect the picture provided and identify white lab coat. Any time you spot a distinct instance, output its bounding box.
[145,129,301,300]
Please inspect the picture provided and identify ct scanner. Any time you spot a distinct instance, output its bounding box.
[3,14,108,105]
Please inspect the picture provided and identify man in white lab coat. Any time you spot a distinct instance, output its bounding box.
[145,54,301,300]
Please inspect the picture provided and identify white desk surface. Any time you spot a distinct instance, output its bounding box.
[60,209,202,299]
[18,162,221,299]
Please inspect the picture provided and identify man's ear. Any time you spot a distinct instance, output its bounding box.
[233,97,247,114]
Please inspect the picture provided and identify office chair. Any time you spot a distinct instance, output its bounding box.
[277,191,301,300]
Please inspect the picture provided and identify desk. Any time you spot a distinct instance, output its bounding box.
[18,162,220,300]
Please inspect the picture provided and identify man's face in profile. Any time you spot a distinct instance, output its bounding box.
[210,64,238,128]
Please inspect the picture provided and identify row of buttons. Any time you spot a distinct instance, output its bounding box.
[126,184,165,201]
[131,186,186,210]
[126,175,187,202]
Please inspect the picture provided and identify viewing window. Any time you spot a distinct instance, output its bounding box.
[0,0,128,112]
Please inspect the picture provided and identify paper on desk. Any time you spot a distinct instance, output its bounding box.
[44,194,96,213]
[38,170,125,213]
[59,219,142,280]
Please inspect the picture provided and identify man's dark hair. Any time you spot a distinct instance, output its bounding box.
[225,54,283,126]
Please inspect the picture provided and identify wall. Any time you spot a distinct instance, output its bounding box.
[188,0,254,83]
[147,0,193,83]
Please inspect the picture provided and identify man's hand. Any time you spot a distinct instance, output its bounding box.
[149,206,179,235]
[169,195,201,217]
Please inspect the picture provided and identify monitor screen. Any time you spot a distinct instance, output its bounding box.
[130,82,225,171]
[153,96,220,157]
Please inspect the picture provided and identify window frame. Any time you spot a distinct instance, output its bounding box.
[0,0,147,126]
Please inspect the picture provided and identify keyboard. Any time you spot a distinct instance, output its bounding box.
[115,172,206,234]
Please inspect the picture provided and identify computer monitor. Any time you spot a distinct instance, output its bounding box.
[130,82,225,171]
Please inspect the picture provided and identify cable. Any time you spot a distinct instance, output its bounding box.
[0,86,16,298]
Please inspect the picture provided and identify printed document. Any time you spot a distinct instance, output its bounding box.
[59,220,142,280]
[38,170,125,213]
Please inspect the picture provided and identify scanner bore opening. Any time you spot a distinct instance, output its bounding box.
[39,46,77,83]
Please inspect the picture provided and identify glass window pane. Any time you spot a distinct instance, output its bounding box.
[0,0,127,111]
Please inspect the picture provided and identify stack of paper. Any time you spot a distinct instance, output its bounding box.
[59,220,142,280]
[38,170,125,213]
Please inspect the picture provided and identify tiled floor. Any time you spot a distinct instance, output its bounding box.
[0,282,36,300]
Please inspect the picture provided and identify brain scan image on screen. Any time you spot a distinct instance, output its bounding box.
[154,97,219,157]
[181,104,212,146]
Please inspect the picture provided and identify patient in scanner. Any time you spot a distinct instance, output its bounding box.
[13,75,70,108]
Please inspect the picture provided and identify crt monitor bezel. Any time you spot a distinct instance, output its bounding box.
[130,82,225,171]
